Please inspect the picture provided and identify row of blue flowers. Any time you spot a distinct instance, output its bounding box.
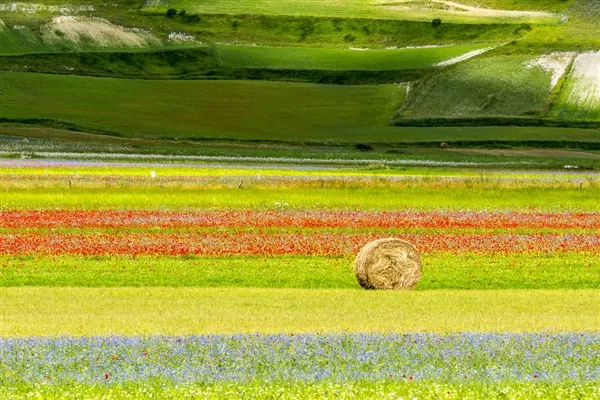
[1,333,598,384]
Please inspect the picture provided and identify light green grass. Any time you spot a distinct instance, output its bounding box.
[1,253,598,289]
[215,43,490,71]
[2,381,598,400]
[3,164,600,179]
[142,0,562,24]
[2,183,599,211]
[399,55,554,119]
[0,72,404,141]
[1,287,598,336]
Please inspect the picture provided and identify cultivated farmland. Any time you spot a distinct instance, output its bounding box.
[214,43,492,71]
[553,51,600,121]
[398,55,555,119]
[0,72,405,140]
[1,162,599,398]
[1,0,600,398]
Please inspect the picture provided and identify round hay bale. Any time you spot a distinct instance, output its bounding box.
[354,238,422,290]
[440,142,449,149]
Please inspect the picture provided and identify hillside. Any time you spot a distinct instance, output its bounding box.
[0,0,599,168]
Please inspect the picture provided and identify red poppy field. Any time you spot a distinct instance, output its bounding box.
[1,169,599,290]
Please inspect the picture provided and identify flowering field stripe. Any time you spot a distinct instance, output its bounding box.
[2,381,599,400]
[2,184,599,211]
[3,210,599,230]
[2,162,600,181]
[2,231,598,256]
[2,333,599,385]
[1,254,598,290]
[2,288,599,336]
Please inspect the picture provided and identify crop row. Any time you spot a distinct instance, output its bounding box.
[3,381,599,400]
[2,333,599,385]
[3,252,598,289]
[2,232,598,256]
[3,210,599,229]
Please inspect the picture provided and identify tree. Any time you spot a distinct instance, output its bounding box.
[166,8,177,18]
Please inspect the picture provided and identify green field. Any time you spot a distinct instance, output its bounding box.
[2,381,597,400]
[4,163,600,179]
[3,287,598,336]
[399,55,555,119]
[2,181,599,211]
[551,52,600,121]
[141,0,563,24]
[2,72,600,152]
[0,72,404,140]
[0,20,45,55]
[215,43,490,71]
[2,253,598,290]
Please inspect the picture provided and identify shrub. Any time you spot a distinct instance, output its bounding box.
[166,8,177,18]
[355,143,374,152]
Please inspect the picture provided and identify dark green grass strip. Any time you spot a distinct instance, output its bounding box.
[2,253,598,289]
[0,72,401,141]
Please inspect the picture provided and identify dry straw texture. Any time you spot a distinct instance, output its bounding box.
[354,238,422,290]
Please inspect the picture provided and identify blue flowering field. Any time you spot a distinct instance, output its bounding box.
[2,333,599,398]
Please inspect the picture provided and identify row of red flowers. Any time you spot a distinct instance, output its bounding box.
[1,232,598,256]
[2,210,599,229]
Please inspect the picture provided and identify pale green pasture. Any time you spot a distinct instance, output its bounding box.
[400,55,554,119]
[552,52,600,121]
[2,288,598,336]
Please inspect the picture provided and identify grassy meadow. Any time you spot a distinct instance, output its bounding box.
[1,72,599,162]
[141,0,563,24]
[0,72,404,140]
[2,287,599,336]
[2,381,599,400]
[2,253,598,289]
[214,43,490,71]
[552,52,600,121]
[2,178,599,211]
[399,55,555,119]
